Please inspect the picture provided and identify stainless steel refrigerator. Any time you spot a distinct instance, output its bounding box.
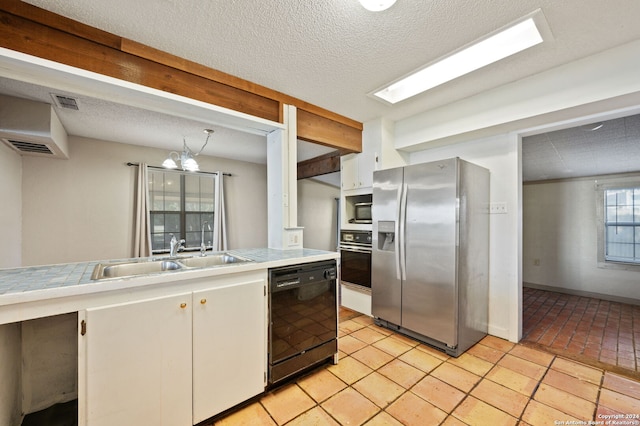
[372,157,489,357]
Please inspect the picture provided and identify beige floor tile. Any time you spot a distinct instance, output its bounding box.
[414,343,451,360]
[411,375,466,413]
[550,358,603,385]
[386,392,447,425]
[480,335,515,353]
[603,372,640,400]
[452,396,517,426]
[485,365,539,396]
[498,354,548,380]
[471,379,530,418]
[321,387,380,426]
[441,415,469,426]
[327,355,373,385]
[522,400,585,425]
[508,345,555,367]
[351,327,388,345]
[339,319,366,334]
[352,372,406,408]
[467,342,506,364]
[377,358,426,389]
[297,368,347,403]
[372,335,413,357]
[285,407,339,426]
[534,383,596,419]
[387,332,420,348]
[339,334,368,355]
[598,388,640,414]
[260,384,316,425]
[352,315,375,326]
[363,411,404,426]
[214,401,276,426]
[370,324,394,336]
[542,369,600,402]
[431,362,481,393]
[351,345,395,370]
[398,347,443,373]
[447,352,494,376]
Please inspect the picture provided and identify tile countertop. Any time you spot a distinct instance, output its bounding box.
[0,248,339,310]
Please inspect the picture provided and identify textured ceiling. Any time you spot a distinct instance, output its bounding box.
[3,0,640,180]
[22,0,640,123]
[523,115,640,182]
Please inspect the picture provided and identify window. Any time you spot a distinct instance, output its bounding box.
[603,187,640,264]
[149,170,215,253]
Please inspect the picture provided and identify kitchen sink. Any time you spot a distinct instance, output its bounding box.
[91,260,183,280]
[178,253,252,268]
[91,253,253,280]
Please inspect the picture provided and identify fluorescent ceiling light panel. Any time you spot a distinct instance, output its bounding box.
[373,13,545,104]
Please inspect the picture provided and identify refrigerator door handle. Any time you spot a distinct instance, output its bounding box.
[394,183,402,280]
[399,183,408,281]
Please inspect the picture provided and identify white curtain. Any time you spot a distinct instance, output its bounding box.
[133,163,152,257]
[212,172,228,251]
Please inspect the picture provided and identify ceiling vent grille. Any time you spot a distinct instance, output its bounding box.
[51,94,79,110]
[5,139,54,155]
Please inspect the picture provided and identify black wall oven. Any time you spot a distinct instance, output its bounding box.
[268,260,338,386]
[339,230,372,290]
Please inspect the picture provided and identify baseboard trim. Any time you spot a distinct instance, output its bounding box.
[523,282,640,306]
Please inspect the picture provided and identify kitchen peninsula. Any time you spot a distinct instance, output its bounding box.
[0,248,339,426]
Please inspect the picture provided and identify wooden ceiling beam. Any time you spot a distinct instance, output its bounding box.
[297,151,341,180]
[0,0,362,153]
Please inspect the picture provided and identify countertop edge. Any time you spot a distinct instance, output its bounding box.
[0,249,339,316]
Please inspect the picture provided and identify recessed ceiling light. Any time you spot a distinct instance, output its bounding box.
[359,0,397,12]
[372,10,549,104]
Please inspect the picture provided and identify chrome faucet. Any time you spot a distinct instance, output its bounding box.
[169,234,185,257]
[200,221,212,256]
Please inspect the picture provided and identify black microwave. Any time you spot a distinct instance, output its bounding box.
[351,202,372,224]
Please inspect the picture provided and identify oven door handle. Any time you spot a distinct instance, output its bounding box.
[339,246,372,254]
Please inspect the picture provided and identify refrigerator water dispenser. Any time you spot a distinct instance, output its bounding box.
[377,221,395,251]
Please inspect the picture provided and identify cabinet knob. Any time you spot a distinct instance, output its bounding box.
[200,299,207,305]
[180,303,187,309]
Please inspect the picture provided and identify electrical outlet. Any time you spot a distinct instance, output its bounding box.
[489,202,508,214]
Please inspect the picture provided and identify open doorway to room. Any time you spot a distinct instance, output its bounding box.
[296,140,341,252]
[521,114,640,377]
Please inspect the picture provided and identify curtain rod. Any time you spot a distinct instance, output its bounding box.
[126,162,232,176]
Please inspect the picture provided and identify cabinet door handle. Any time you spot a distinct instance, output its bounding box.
[180,303,187,309]
[200,299,207,305]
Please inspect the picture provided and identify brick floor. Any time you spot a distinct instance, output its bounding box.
[522,287,639,376]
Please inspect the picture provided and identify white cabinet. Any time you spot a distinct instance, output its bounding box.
[341,151,376,190]
[192,279,266,423]
[78,293,193,426]
[79,275,267,426]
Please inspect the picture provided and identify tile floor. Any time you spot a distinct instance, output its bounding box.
[210,308,640,426]
[522,287,640,375]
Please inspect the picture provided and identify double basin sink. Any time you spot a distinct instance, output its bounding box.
[91,253,253,280]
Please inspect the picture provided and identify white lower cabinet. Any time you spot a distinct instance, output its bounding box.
[192,280,266,423]
[78,276,267,426]
[78,292,193,426]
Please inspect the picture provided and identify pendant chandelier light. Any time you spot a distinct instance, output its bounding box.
[359,0,396,12]
[162,129,214,172]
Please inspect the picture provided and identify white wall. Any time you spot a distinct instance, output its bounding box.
[0,323,21,426]
[524,175,640,302]
[297,178,339,251]
[409,134,521,343]
[22,314,77,415]
[21,136,268,266]
[0,143,22,268]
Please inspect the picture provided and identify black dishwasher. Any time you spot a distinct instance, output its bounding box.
[268,260,338,386]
